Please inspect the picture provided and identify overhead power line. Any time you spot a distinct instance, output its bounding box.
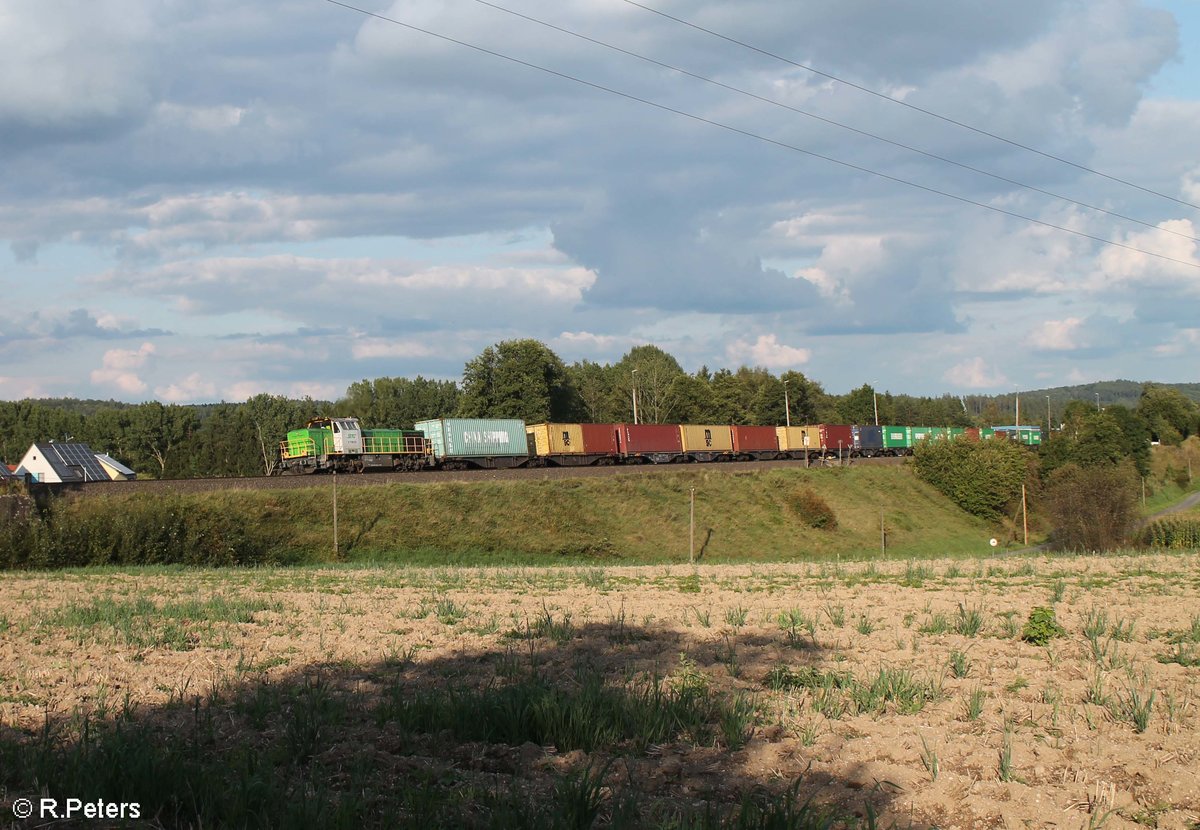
[472,0,1199,245]
[324,0,1200,271]
[618,0,1200,213]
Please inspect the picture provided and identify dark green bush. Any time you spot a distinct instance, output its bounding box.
[1021,606,1066,646]
[912,437,1030,520]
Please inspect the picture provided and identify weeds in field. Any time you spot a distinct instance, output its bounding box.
[724,605,749,629]
[996,610,1019,639]
[918,613,950,635]
[1112,685,1156,733]
[691,606,712,629]
[778,608,817,648]
[39,595,278,650]
[434,597,467,626]
[717,634,741,679]
[963,687,985,721]
[1005,676,1029,694]
[823,603,846,628]
[918,735,939,782]
[998,730,1015,781]
[855,614,876,636]
[1085,670,1110,707]
[508,604,575,644]
[1050,578,1066,603]
[949,649,971,678]
[955,604,984,637]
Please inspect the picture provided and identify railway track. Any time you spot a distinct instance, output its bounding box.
[57,455,908,497]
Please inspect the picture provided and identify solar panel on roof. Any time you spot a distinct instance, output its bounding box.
[48,444,110,482]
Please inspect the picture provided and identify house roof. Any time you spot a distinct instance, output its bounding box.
[29,442,111,482]
[95,452,137,479]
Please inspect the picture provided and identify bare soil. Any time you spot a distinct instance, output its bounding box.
[1,554,1198,828]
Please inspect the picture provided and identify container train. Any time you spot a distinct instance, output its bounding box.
[276,417,1041,474]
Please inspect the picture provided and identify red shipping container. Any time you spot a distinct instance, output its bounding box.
[580,423,621,456]
[964,427,981,441]
[731,425,778,452]
[618,423,683,454]
[817,424,854,451]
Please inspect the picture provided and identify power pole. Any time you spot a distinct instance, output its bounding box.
[689,486,695,565]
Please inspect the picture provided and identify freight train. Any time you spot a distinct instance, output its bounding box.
[276,417,1041,474]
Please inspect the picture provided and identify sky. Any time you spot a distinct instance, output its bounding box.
[1,0,1198,403]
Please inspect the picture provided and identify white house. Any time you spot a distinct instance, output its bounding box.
[16,442,131,483]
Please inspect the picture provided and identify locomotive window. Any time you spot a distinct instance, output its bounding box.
[332,422,340,433]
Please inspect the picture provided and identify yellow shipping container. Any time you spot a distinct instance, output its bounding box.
[775,426,817,451]
[526,423,585,456]
[678,424,734,452]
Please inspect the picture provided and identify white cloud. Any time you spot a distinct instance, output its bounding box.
[350,339,438,360]
[943,358,1008,390]
[1029,317,1084,351]
[1097,219,1200,285]
[553,331,631,351]
[725,334,811,369]
[1154,327,1200,356]
[156,373,217,403]
[90,342,155,394]
[223,380,339,402]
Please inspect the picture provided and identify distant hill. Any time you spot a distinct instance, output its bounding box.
[1020,381,1200,409]
[958,380,1199,423]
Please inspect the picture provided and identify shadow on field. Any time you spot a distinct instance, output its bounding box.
[1,621,918,829]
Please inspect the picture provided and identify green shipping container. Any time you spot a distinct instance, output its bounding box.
[908,426,936,444]
[414,418,529,459]
[880,426,911,449]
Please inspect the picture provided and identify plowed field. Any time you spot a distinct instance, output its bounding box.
[1,554,1197,828]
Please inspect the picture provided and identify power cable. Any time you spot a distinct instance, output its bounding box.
[325,0,1200,271]
[472,0,1199,244]
[618,0,1200,213]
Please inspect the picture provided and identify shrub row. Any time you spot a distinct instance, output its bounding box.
[0,496,292,569]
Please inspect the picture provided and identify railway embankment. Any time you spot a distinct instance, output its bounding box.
[2,465,993,568]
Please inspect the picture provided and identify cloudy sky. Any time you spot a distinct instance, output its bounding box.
[2,0,1198,403]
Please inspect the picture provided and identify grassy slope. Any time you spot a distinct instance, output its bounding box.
[155,465,993,564]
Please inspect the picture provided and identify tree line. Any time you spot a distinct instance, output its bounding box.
[2,338,1196,479]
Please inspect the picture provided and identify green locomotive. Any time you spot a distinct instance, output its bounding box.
[278,417,431,473]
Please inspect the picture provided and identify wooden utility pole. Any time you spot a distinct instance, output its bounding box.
[333,468,339,558]
[880,510,886,557]
[1021,484,1028,547]
[689,486,695,565]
